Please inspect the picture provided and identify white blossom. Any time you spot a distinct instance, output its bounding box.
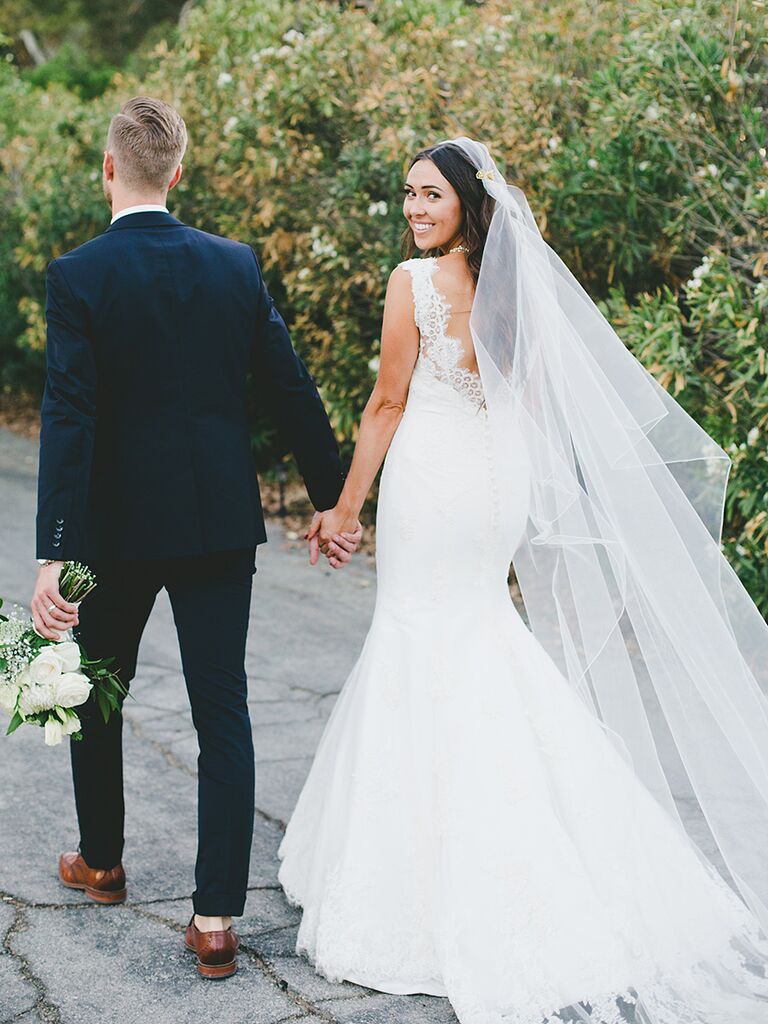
[18,682,56,717]
[452,39,469,49]
[28,647,66,686]
[644,105,660,122]
[687,255,712,290]
[638,160,650,171]
[53,640,81,672]
[747,427,760,446]
[367,200,388,217]
[282,29,305,44]
[368,356,380,374]
[217,72,233,87]
[311,237,338,259]
[62,714,81,737]
[691,255,712,280]
[52,673,92,709]
[44,719,63,746]
[223,116,239,135]
[0,680,19,714]
[587,158,598,170]
[547,136,561,151]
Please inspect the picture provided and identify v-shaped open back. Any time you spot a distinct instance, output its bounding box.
[401,257,484,409]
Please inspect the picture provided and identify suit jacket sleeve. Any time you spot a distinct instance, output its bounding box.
[36,258,97,560]
[249,248,345,511]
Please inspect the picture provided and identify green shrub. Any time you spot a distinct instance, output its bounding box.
[600,247,768,591]
[1,0,766,608]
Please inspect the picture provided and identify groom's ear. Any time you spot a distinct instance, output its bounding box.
[168,163,183,192]
[103,151,115,181]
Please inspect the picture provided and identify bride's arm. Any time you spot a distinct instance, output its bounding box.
[308,266,419,561]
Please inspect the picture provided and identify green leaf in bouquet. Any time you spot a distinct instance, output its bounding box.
[96,687,111,725]
[6,711,24,736]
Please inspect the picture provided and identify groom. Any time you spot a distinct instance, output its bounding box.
[31,96,361,978]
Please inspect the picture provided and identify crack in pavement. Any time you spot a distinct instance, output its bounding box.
[126,905,341,1023]
[2,904,61,1024]
[0,885,281,912]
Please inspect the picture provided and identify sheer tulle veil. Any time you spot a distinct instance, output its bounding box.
[443,137,768,937]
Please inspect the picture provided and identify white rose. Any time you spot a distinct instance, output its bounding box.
[52,673,93,709]
[28,647,66,685]
[44,718,63,746]
[53,640,81,673]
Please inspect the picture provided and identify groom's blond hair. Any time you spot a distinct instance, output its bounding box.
[107,96,187,192]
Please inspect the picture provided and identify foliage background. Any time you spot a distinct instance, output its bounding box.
[0,0,766,609]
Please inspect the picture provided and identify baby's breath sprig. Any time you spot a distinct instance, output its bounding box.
[58,562,97,605]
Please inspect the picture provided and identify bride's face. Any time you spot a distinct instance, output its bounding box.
[403,159,463,252]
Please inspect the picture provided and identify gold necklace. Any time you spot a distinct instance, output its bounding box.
[447,244,469,254]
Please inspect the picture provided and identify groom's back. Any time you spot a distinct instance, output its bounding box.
[61,214,257,414]
[43,212,266,561]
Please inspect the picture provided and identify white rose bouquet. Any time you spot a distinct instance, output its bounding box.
[0,563,129,746]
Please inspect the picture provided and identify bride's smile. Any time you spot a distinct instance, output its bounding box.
[403,157,464,252]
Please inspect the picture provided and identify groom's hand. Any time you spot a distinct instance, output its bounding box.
[31,562,80,640]
[325,524,363,569]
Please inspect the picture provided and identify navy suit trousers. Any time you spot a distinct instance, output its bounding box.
[70,548,257,916]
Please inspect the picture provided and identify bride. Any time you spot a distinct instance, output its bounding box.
[278,137,768,1024]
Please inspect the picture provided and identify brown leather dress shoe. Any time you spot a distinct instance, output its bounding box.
[185,916,239,979]
[59,851,127,904]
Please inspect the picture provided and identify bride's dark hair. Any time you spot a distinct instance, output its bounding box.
[401,142,495,283]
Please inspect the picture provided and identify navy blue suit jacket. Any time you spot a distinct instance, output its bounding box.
[36,211,344,561]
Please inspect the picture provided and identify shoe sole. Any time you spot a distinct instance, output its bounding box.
[185,941,238,978]
[60,878,127,904]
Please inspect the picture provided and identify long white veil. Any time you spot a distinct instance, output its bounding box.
[443,136,768,1013]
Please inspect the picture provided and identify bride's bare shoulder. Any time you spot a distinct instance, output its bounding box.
[383,262,416,312]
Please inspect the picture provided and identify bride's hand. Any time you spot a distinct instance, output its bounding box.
[306,508,362,568]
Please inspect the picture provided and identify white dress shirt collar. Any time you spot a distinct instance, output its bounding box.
[110,204,169,225]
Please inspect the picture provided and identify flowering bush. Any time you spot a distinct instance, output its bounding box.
[600,248,768,597]
[0,0,765,608]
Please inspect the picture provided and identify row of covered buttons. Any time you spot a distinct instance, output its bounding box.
[52,517,64,548]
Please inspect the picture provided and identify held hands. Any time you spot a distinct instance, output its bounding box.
[306,507,363,569]
[31,562,80,640]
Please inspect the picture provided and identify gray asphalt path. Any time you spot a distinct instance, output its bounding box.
[0,427,459,1024]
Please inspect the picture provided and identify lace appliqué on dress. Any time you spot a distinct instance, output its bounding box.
[401,258,485,409]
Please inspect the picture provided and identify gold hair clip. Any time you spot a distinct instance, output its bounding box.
[476,169,495,181]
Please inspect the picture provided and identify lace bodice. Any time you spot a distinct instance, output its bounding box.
[400,257,485,409]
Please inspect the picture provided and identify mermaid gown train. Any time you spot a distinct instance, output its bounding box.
[278,257,768,1024]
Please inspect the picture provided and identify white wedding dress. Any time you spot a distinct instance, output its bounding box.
[278,256,768,1024]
